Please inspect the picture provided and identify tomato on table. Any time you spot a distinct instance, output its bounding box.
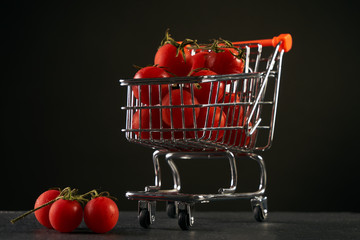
[84,196,119,233]
[49,199,83,233]
[34,189,60,229]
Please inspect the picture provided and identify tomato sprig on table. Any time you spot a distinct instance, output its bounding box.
[11,187,119,234]
[131,29,251,147]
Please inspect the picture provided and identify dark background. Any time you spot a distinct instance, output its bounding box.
[2,1,359,212]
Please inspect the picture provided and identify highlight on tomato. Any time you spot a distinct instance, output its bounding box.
[132,66,170,105]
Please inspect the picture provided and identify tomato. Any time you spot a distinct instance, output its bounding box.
[133,66,170,105]
[221,93,251,147]
[190,51,209,72]
[132,107,162,139]
[189,69,225,104]
[195,107,226,140]
[162,89,200,128]
[34,189,60,229]
[206,48,244,75]
[154,43,193,77]
[49,199,83,233]
[84,197,119,234]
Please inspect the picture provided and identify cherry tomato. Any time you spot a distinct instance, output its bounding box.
[206,49,244,75]
[162,89,200,128]
[84,197,119,234]
[131,107,162,139]
[189,69,225,104]
[221,93,251,147]
[49,199,83,233]
[34,189,60,229]
[190,51,209,72]
[195,107,226,140]
[154,43,193,77]
[133,66,170,105]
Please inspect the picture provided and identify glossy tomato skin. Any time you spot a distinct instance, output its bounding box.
[221,93,251,147]
[195,107,226,140]
[154,44,192,77]
[162,89,200,129]
[190,51,209,72]
[49,199,83,233]
[206,49,244,75]
[34,189,60,229]
[132,107,162,139]
[84,197,119,234]
[189,70,225,104]
[133,66,170,105]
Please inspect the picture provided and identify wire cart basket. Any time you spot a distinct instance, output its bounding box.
[119,34,292,230]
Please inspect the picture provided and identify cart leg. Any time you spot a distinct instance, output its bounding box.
[218,150,237,194]
[145,150,164,192]
[165,153,181,192]
[177,202,194,230]
[138,200,156,228]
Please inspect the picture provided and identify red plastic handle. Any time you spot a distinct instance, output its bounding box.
[232,34,292,52]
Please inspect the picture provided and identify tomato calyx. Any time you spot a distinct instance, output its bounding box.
[210,38,245,60]
[159,28,198,62]
[88,190,118,201]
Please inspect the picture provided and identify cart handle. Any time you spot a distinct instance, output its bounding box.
[232,34,292,52]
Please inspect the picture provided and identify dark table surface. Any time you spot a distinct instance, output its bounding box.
[1,211,359,240]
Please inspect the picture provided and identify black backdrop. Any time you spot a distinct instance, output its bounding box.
[2,1,359,212]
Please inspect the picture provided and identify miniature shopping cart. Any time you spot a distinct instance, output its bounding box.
[119,34,292,230]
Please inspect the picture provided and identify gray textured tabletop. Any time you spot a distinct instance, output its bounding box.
[1,211,359,240]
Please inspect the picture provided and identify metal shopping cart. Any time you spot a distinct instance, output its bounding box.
[119,34,292,230]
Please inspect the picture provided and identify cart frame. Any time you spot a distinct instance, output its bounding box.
[119,35,291,230]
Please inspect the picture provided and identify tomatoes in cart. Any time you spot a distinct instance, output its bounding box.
[221,93,252,147]
[162,89,200,129]
[133,66,170,105]
[132,107,162,139]
[155,43,193,77]
[206,48,244,75]
[49,199,83,233]
[189,69,225,104]
[34,189,60,229]
[194,107,226,140]
[84,196,119,233]
[190,51,209,72]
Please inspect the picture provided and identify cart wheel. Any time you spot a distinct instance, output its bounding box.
[139,209,151,228]
[178,211,191,230]
[253,206,266,222]
[166,201,177,218]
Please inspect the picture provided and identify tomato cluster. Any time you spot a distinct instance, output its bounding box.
[13,187,119,234]
[131,30,251,147]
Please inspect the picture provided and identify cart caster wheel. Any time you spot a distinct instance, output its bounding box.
[178,211,191,230]
[139,209,151,228]
[166,201,177,218]
[253,206,266,222]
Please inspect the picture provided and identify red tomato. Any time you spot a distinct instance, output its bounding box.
[190,51,209,72]
[34,189,60,229]
[195,107,226,140]
[206,49,244,75]
[221,93,251,147]
[133,66,170,105]
[131,107,162,140]
[49,199,83,233]
[84,197,119,234]
[154,43,193,77]
[189,69,225,104]
[162,89,200,128]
